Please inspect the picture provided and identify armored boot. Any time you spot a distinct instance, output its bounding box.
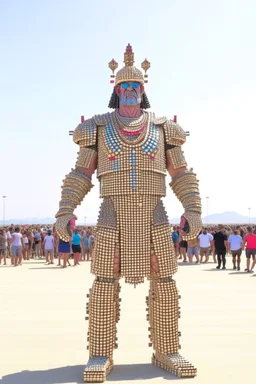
[84,277,121,383]
[147,278,197,378]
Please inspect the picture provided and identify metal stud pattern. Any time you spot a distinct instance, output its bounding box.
[97,112,166,197]
[55,105,200,381]
[73,118,97,147]
[97,197,117,228]
[91,196,178,285]
[147,279,197,378]
[164,120,186,146]
[147,279,180,354]
[76,147,96,168]
[170,170,202,240]
[166,147,187,170]
[84,356,113,383]
[152,352,197,378]
[86,280,120,358]
[153,200,169,226]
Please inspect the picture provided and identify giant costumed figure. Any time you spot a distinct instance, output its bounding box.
[55,44,202,383]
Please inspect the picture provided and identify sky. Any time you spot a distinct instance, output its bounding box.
[0,0,256,224]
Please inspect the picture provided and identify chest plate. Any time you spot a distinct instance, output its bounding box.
[97,112,166,196]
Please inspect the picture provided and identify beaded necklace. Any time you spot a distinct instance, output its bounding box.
[103,112,159,160]
[115,110,147,128]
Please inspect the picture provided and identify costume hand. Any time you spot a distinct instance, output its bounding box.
[55,214,77,242]
[181,211,202,241]
[179,216,189,238]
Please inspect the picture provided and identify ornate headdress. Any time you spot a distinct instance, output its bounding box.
[108,44,150,85]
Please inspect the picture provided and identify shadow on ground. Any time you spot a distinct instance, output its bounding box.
[28,267,67,270]
[202,268,225,272]
[178,262,201,267]
[0,364,180,383]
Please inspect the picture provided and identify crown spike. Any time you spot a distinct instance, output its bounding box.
[109,44,150,85]
[108,59,118,83]
[141,58,150,83]
[124,43,134,67]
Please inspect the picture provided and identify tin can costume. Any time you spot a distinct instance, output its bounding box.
[55,44,202,382]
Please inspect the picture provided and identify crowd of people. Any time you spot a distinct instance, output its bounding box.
[0,225,95,267]
[172,224,256,272]
[0,223,256,273]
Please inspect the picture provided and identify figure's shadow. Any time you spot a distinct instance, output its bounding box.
[28,267,64,270]
[1,363,180,383]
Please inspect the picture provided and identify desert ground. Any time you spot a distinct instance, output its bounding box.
[0,255,255,384]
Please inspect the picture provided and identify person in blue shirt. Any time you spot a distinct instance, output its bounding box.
[72,229,81,266]
[171,226,179,257]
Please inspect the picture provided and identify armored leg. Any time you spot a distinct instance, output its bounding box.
[84,277,121,383]
[147,278,197,378]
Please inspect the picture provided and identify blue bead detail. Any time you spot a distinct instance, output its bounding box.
[130,151,136,166]
[105,124,122,154]
[130,169,136,190]
[112,159,120,171]
[142,124,159,154]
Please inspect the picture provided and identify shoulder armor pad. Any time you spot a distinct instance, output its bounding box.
[93,113,108,126]
[73,118,97,147]
[164,119,186,146]
[152,115,167,125]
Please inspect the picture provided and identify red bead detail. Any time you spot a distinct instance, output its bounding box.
[110,80,114,83]
[173,115,177,123]
[109,156,116,161]
[150,156,155,161]
[81,115,84,123]
[119,124,146,136]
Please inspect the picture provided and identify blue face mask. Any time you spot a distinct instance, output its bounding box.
[119,83,142,106]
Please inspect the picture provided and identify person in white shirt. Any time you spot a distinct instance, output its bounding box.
[43,230,55,264]
[11,227,24,266]
[227,230,243,271]
[198,228,214,263]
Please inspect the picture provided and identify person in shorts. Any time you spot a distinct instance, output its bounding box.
[43,230,55,264]
[58,237,71,268]
[72,229,81,266]
[179,239,188,262]
[243,227,256,273]
[198,228,214,263]
[11,227,24,266]
[187,237,199,263]
[227,230,243,270]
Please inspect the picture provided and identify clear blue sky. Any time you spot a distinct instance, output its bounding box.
[0,0,255,223]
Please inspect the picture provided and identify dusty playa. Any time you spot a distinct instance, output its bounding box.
[0,257,255,384]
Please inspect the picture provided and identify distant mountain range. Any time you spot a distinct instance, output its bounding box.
[0,217,56,225]
[170,211,255,224]
[0,211,254,226]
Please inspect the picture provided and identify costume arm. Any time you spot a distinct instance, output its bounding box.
[55,118,98,241]
[165,119,202,240]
